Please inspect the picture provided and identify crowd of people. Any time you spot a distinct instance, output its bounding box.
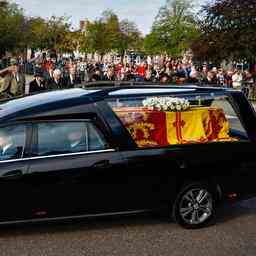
[0,54,256,99]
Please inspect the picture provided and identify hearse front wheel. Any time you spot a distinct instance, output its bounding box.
[173,182,215,229]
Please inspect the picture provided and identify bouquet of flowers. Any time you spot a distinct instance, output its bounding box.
[142,97,190,112]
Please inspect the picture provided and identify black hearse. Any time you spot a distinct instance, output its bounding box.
[0,85,255,229]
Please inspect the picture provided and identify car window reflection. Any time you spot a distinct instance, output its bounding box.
[0,125,26,161]
[36,122,108,157]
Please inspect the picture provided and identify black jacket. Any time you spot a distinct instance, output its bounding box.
[29,79,47,94]
[65,75,82,88]
[46,78,67,90]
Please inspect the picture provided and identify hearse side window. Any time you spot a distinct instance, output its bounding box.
[107,95,248,149]
[35,121,108,157]
[0,125,26,161]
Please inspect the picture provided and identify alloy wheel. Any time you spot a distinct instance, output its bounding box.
[178,188,213,225]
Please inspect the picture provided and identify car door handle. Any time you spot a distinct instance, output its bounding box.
[93,160,110,169]
[2,170,23,179]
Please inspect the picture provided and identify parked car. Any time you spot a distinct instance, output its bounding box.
[0,85,255,229]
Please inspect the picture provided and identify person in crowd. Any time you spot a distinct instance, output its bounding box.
[160,74,171,84]
[212,67,218,75]
[47,69,67,90]
[225,69,234,88]
[242,70,254,97]
[116,61,125,81]
[29,70,47,94]
[66,66,82,88]
[144,65,153,82]
[232,69,243,90]
[2,52,254,99]
[124,64,135,81]
[176,63,188,84]
[77,59,89,82]
[202,71,216,85]
[216,68,225,87]
[136,62,146,82]
[42,55,53,72]
[43,62,55,84]
[188,66,199,83]
[200,65,208,83]
[244,70,254,84]
[0,58,26,99]
[103,66,115,81]
[90,67,102,82]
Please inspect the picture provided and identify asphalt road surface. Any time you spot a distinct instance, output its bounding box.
[0,199,256,256]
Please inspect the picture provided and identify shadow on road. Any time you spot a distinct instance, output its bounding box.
[0,213,168,238]
[1,198,256,237]
[215,198,256,225]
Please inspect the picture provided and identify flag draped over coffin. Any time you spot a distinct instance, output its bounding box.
[114,107,236,148]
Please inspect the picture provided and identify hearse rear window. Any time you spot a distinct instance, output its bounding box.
[108,94,248,148]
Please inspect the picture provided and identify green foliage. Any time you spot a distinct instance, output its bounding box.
[45,16,71,51]
[192,0,256,62]
[119,19,143,53]
[81,20,109,56]
[101,10,123,52]
[0,1,75,55]
[80,9,143,58]
[144,0,200,57]
[144,32,163,55]
[0,2,26,54]
[25,17,49,50]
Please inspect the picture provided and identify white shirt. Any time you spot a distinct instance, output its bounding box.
[69,75,74,84]
[232,73,243,89]
[2,143,12,155]
[71,141,81,149]
[12,72,20,82]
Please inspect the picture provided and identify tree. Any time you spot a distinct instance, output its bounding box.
[81,20,110,58]
[144,30,165,55]
[58,30,83,53]
[101,10,123,53]
[0,2,26,55]
[25,17,48,50]
[144,0,200,57]
[119,19,143,53]
[0,1,74,56]
[192,0,256,62]
[81,10,143,59]
[46,16,71,51]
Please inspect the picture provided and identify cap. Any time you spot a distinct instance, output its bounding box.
[34,69,44,77]
[10,58,18,66]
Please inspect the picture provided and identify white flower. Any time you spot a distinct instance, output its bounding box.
[176,105,182,111]
[142,96,190,112]
[163,105,168,111]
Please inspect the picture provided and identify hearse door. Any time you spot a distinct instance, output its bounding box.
[0,161,31,222]
[0,124,32,222]
[227,140,256,197]
[26,120,127,219]
[120,147,181,211]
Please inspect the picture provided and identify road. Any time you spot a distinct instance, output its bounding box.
[0,199,256,256]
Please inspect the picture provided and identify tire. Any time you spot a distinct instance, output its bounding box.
[173,182,216,229]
